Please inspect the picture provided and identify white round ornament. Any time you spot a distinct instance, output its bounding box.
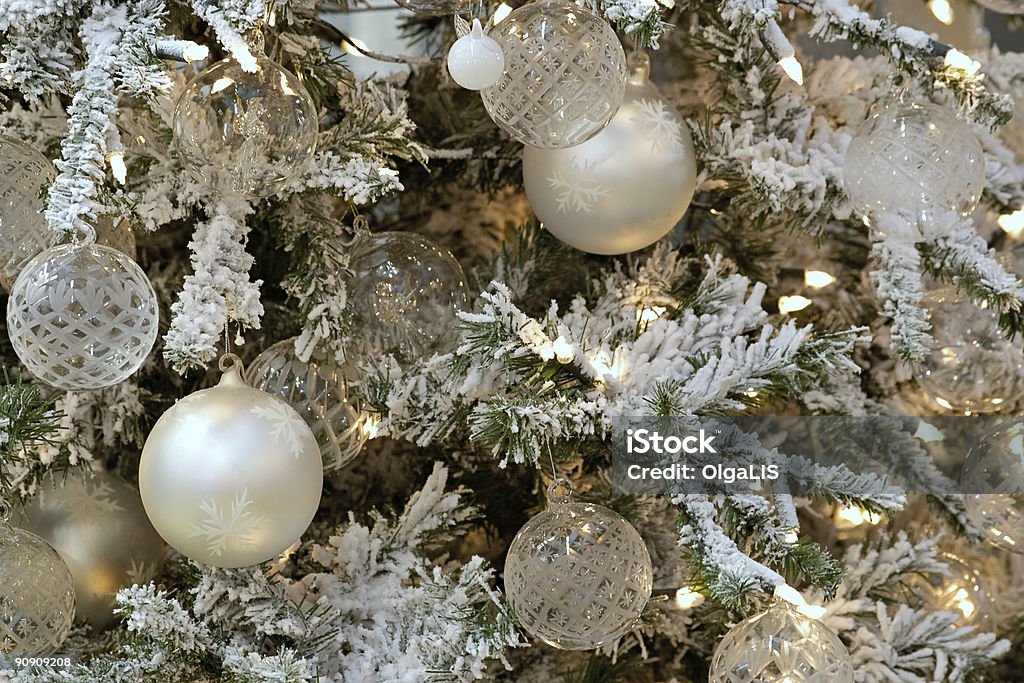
[447,18,505,91]
[139,355,323,568]
[6,238,159,391]
[709,601,854,683]
[843,100,985,225]
[16,469,165,630]
[503,480,652,650]
[173,53,318,197]
[0,136,55,292]
[523,51,697,255]
[481,0,627,149]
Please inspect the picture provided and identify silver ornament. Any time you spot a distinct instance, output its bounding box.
[0,136,55,292]
[16,469,165,630]
[523,51,697,255]
[139,355,323,568]
[503,480,652,650]
[447,18,505,91]
[246,337,367,470]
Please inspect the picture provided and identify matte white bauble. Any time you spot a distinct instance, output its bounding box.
[139,357,323,568]
[522,52,697,255]
[447,19,505,91]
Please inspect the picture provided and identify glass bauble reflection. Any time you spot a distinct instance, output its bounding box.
[962,419,1024,553]
[843,101,985,224]
[447,18,505,91]
[0,519,76,656]
[976,0,1024,13]
[347,232,469,363]
[247,338,367,470]
[913,288,1024,414]
[6,242,159,391]
[394,0,471,15]
[0,136,55,292]
[906,551,995,630]
[709,601,854,683]
[139,360,323,568]
[503,482,652,650]
[523,51,696,255]
[481,0,626,149]
[173,55,318,197]
[16,469,165,630]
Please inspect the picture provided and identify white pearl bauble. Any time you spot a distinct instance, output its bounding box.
[139,360,323,568]
[447,19,505,91]
[522,52,697,255]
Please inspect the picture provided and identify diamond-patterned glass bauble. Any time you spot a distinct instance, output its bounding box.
[842,101,985,224]
[0,519,76,656]
[347,231,469,364]
[0,136,55,292]
[246,338,367,470]
[503,481,652,650]
[961,420,1024,553]
[481,0,627,149]
[709,602,854,683]
[173,54,318,197]
[6,241,159,391]
[975,0,1024,13]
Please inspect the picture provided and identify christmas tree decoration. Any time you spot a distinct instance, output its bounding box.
[0,508,76,657]
[961,420,1024,553]
[913,287,1024,414]
[480,0,627,149]
[908,551,996,630]
[16,469,165,630]
[503,480,652,650]
[447,18,505,91]
[0,135,55,292]
[6,237,159,391]
[393,0,472,16]
[522,51,697,255]
[173,53,318,197]
[842,100,985,224]
[139,355,323,568]
[709,600,854,683]
[347,231,469,363]
[246,337,367,470]
[975,0,1024,12]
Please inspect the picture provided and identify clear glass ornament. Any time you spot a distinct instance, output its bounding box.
[709,601,854,683]
[481,0,627,149]
[139,355,323,568]
[842,100,985,224]
[913,287,1024,414]
[522,51,697,255]
[962,420,1024,553]
[975,0,1024,13]
[173,54,318,197]
[246,338,367,470]
[447,18,505,91]
[0,510,76,657]
[0,136,56,292]
[347,231,469,363]
[16,469,165,630]
[6,239,159,391]
[503,480,652,650]
[906,551,995,630]
[394,0,472,15]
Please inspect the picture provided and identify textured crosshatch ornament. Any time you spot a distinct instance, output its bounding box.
[842,100,985,225]
[709,601,854,683]
[961,420,1024,553]
[522,50,697,255]
[173,53,318,197]
[0,510,76,657]
[247,337,367,470]
[503,480,652,650]
[0,136,55,292]
[6,239,159,391]
[139,355,324,568]
[480,0,627,149]
[16,469,165,630]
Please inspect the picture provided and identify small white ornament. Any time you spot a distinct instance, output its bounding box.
[447,19,505,91]
[139,355,323,568]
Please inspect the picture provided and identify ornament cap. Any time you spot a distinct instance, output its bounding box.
[627,50,651,87]
[218,353,248,387]
[470,17,484,38]
[545,478,573,506]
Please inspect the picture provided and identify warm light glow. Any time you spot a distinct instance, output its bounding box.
[834,505,882,529]
[945,48,982,77]
[638,305,667,324]
[108,152,127,185]
[929,0,955,25]
[279,72,296,96]
[743,386,759,398]
[998,209,1024,238]
[934,396,954,410]
[343,37,369,56]
[779,295,812,314]
[778,56,804,86]
[674,586,705,610]
[361,415,381,439]
[183,42,210,63]
[804,270,836,289]
[493,2,513,24]
[552,336,574,364]
[211,76,235,94]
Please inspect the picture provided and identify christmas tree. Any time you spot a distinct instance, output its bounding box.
[2,0,1024,680]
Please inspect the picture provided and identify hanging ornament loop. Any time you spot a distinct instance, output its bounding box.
[68,223,98,247]
[546,478,573,506]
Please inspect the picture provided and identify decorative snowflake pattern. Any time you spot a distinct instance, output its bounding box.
[251,400,308,460]
[124,558,159,586]
[630,98,684,154]
[50,477,125,523]
[188,489,266,558]
[547,160,610,215]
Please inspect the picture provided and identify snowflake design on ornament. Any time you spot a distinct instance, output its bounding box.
[547,160,610,215]
[51,477,125,523]
[251,401,308,460]
[188,489,266,558]
[125,558,159,586]
[630,98,683,153]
